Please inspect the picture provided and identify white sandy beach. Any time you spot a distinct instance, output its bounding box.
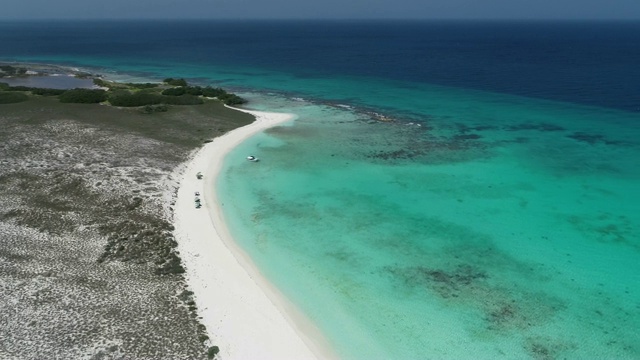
[173,107,335,359]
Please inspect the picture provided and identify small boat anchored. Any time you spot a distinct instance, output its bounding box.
[246,155,259,162]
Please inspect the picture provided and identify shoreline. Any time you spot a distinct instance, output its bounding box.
[173,107,336,359]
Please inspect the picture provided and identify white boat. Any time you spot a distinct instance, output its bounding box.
[246,155,259,162]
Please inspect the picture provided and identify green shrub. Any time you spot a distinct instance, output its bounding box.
[201,86,247,105]
[59,89,108,103]
[126,82,159,89]
[155,252,185,275]
[207,346,220,359]
[163,86,205,97]
[109,91,164,107]
[163,78,188,86]
[198,334,209,342]
[201,86,226,98]
[4,85,31,91]
[163,94,203,105]
[31,88,66,96]
[74,72,93,79]
[0,85,67,96]
[219,93,247,105]
[141,104,169,114]
[0,92,29,104]
[110,91,203,107]
[185,86,203,96]
[178,290,194,301]
[93,78,111,88]
[161,87,186,96]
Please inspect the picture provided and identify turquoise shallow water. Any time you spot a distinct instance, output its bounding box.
[6,54,640,359]
[218,90,640,359]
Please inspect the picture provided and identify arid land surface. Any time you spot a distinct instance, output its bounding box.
[0,77,254,359]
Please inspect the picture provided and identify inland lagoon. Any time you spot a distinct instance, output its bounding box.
[1,74,95,89]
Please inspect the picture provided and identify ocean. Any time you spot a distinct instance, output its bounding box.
[1,20,639,359]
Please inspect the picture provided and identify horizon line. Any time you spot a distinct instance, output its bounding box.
[1,17,640,22]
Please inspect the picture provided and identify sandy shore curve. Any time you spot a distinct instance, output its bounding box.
[173,107,335,359]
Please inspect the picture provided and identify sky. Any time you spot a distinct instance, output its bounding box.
[1,0,639,20]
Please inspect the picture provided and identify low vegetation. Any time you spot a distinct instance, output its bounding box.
[162,84,247,105]
[207,346,220,359]
[163,77,188,87]
[1,83,67,96]
[126,82,159,89]
[109,91,204,107]
[59,88,108,103]
[0,91,29,104]
[93,78,112,89]
[94,78,159,90]
[30,88,67,96]
[141,104,169,114]
[109,91,165,106]
[2,75,246,108]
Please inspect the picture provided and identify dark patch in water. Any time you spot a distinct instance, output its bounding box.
[369,134,491,163]
[453,134,482,140]
[264,120,343,139]
[486,301,520,326]
[513,137,530,143]
[506,123,565,132]
[325,249,358,264]
[567,132,605,144]
[386,260,563,332]
[370,148,420,160]
[566,213,638,252]
[524,336,576,360]
[391,264,488,298]
[566,132,624,146]
[455,123,499,133]
[376,217,567,341]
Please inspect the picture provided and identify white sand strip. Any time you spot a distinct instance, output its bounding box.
[173,107,336,359]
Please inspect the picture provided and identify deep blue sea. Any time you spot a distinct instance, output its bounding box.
[2,20,639,359]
